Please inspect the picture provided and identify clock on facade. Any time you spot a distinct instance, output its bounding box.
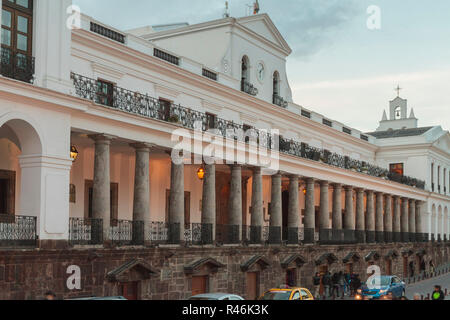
[256,62,265,82]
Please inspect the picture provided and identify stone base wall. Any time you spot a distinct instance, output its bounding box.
[0,243,448,300]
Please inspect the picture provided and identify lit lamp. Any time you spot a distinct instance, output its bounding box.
[197,167,205,181]
[303,188,307,195]
[70,145,79,162]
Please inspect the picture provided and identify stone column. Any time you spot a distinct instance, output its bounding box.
[409,199,416,242]
[415,201,423,240]
[229,165,242,242]
[131,143,152,244]
[169,159,185,243]
[89,134,115,242]
[393,196,401,242]
[202,164,216,243]
[344,186,355,230]
[250,167,264,243]
[269,173,282,243]
[319,181,330,241]
[401,198,409,242]
[384,195,393,242]
[304,178,316,243]
[332,183,343,242]
[355,188,365,243]
[366,191,375,243]
[288,175,300,243]
[375,192,384,243]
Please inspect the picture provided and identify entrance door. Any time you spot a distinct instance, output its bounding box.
[119,282,138,300]
[0,179,8,214]
[386,260,392,275]
[246,272,259,300]
[192,276,208,296]
[286,268,297,287]
[319,265,328,295]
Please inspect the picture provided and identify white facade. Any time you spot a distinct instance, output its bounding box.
[0,1,448,243]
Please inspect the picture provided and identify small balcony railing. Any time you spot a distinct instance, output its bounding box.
[69,218,103,246]
[273,94,288,108]
[0,47,35,83]
[110,219,145,246]
[184,223,213,245]
[0,214,37,248]
[241,80,258,96]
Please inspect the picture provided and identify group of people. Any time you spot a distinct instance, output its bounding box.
[312,271,362,300]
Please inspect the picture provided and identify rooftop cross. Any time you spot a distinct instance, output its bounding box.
[395,84,402,97]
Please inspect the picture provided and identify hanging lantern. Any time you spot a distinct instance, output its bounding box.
[197,167,205,181]
[70,145,79,162]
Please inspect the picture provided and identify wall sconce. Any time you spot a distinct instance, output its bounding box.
[70,145,79,162]
[197,167,205,181]
[303,188,307,195]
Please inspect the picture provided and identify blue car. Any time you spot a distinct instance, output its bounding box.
[360,275,406,299]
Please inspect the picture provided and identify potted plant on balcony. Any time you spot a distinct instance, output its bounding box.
[168,114,180,124]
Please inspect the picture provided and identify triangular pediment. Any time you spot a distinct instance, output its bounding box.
[107,259,159,282]
[237,14,292,55]
[432,131,450,153]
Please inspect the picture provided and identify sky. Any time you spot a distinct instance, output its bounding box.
[73,0,450,133]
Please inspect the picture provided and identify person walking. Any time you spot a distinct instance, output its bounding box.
[431,285,445,301]
[322,272,331,300]
[331,272,340,300]
[430,261,435,276]
[344,272,351,296]
[338,271,346,299]
[312,272,321,299]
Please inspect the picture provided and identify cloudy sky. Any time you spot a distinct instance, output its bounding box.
[73,0,450,133]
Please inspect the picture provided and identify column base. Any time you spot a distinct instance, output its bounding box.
[303,228,315,244]
[401,232,410,243]
[393,232,402,243]
[375,231,384,243]
[366,231,376,244]
[384,232,393,243]
[355,230,366,243]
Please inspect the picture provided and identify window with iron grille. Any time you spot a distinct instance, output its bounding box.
[323,119,332,127]
[90,22,125,44]
[202,68,217,81]
[154,48,179,65]
[343,127,352,135]
[301,110,311,119]
[360,134,369,141]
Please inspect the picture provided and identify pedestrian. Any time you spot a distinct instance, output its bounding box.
[338,271,346,299]
[351,274,362,295]
[344,272,351,296]
[312,272,321,299]
[413,293,421,300]
[409,261,415,278]
[331,272,340,299]
[430,260,435,275]
[431,285,445,301]
[322,272,331,300]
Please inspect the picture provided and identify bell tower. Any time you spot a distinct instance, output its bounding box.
[376,86,418,132]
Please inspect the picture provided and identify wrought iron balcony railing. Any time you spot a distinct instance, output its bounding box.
[0,47,35,83]
[273,94,288,108]
[241,80,258,96]
[110,219,145,246]
[70,72,426,190]
[184,223,213,245]
[0,214,37,247]
[69,218,103,246]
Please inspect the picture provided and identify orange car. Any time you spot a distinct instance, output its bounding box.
[258,287,314,300]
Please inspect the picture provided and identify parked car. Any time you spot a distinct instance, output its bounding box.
[188,293,245,300]
[360,275,406,299]
[259,287,314,300]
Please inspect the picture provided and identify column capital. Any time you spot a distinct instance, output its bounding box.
[319,180,329,187]
[384,194,392,199]
[344,185,354,191]
[251,166,262,174]
[88,133,116,144]
[375,191,384,196]
[408,199,417,204]
[304,177,315,185]
[366,189,375,195]
[332,183,343,189]
[130,142,155,151]
[355,187,365,193]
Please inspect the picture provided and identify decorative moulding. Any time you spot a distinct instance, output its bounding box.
[240,113,258,124]
[91,62,125,81]
[154,84,180,100]
[202,100,223,113]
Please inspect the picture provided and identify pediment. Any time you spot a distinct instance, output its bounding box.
[241,255,271,271]
[107,259,159,282]
[237,14,292,55]
[184,257,225,274]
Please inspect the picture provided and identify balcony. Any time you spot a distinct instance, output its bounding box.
[0,214,37,248]
[241,80,258,96]
[70,72,426,190]
[0,48,35,84]
[273,94,288,108]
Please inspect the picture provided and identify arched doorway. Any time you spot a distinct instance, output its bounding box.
[0,117,43,247]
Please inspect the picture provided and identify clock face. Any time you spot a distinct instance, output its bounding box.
[257,63,265,82]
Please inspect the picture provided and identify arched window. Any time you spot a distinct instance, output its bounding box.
[394,106,401,120]
[241,56,250,91]
[273,71,280,97]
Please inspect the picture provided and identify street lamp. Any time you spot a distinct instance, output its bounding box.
[197,167,205,181]
[70,145,79,162]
